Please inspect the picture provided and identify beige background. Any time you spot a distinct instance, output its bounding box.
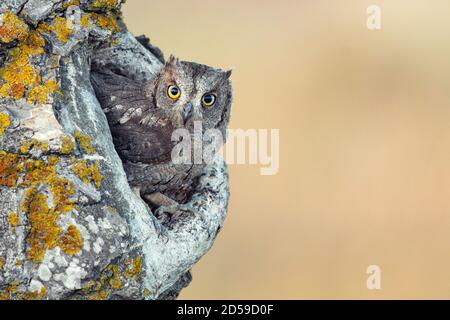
[123,0,450,299]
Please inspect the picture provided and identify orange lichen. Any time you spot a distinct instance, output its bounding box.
[0,113,11,136]
[22,188,61,262]
[74,130,96,154]
[60,136,74,154]
[0,281,19,300]
[57,225,83,255]
[0,281,46,300]
[71,159,103,188]
[7,211,19,230]
[0,151,20,187]
[0,11,29,43]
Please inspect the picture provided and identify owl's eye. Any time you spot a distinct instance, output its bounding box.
[167,85,181,100]
[201,94,216,108]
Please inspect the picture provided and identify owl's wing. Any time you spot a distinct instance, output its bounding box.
[111,114,176,164]
[90,69,152,124]
[91,69,175,164]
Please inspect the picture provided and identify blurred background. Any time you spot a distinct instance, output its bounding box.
[123,0,450,299]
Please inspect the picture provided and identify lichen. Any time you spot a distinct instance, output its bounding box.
[71,159,103,188]
[60,136,74,154]
[20,139,50,154]
[0,19,59,104]
[74,130,96,154]
[0,152,77,262]
[91,0,118,10]
[82,257,142,300]
[0,113,11,136]
[0,151,20,188]
[0,257,4,271]
[0,11,29,43]
[37,16,73,43]
[27,80,61,105]
[123,256,142,280]
[7,211,19,230]
[57,225,83,255]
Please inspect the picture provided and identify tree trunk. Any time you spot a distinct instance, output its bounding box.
[0,0,229,300]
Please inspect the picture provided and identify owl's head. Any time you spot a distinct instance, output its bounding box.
[151,55,232,138]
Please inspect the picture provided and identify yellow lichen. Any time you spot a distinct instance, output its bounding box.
[0,11,29,43]
[123,256,142,280]
[0,281,19,300]
[63,0,81,9]
[74,130,96,154]
[108,265,123,289]
[7,211,19,230]
[27,80,61,104]
[0,23,58,103]
[53,16,74,43]
[57,225,83,255]
[19,287,46,300]
[1,153,77,262]
[71,159,103,188]
[0,113,10,136]
[80,14,93,28]
[0,257,4,270]
[60,136,74,154]
[92,0,117,10]
[37,17,74,43]
[19,139,50,154]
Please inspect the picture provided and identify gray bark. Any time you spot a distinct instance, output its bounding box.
[0,0,229,300]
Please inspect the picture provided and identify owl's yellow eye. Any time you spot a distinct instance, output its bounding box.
[201,94,216,108]
[167,85,181,100]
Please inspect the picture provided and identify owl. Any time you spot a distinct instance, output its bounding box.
[91,56,232,210]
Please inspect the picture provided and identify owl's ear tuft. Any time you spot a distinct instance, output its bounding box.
[166,55,180,68]
[223,69,233,80]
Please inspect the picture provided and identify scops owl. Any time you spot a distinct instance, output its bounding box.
[91,56,232,211]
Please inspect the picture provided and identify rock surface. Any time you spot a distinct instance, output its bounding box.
[0,0,229,300]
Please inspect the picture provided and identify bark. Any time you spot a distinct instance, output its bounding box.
[0,0,229,300]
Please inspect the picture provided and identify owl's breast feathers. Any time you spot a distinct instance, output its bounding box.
[91,70,175,165]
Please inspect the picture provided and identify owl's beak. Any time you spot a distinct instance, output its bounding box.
[182,102,193,123]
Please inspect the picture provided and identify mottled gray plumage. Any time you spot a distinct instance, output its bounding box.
[91,56,232,208]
